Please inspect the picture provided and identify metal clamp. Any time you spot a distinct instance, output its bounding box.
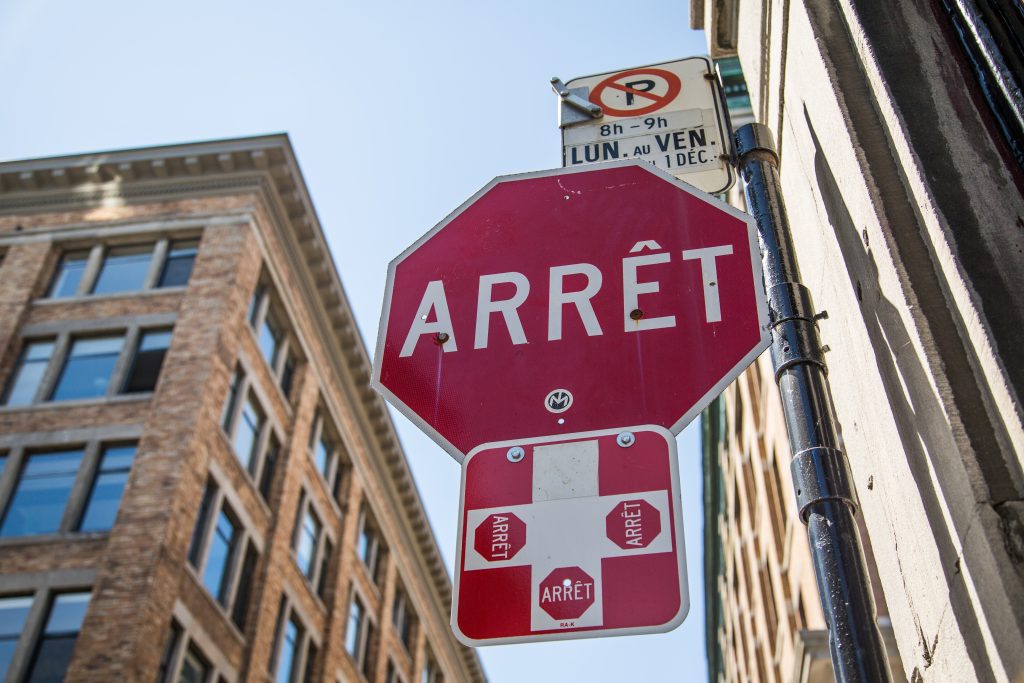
[768,282,817,324]
[551,77,602,127]
[770,318,827,379]
[790,447,856,522]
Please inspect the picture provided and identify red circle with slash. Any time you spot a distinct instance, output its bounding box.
[589,67,682,117]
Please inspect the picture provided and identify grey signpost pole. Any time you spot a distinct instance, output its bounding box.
[733,123,894,683]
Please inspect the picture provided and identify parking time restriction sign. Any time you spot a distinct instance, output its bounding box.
[560,57,734,194]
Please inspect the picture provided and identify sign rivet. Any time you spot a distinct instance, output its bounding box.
[507,446,525,463]
[434,332,450,345]
[616,432,635,448]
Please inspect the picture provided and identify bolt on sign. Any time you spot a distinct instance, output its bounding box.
[559,57,734,194]
[452,426,688,645]
[371,161,769,462]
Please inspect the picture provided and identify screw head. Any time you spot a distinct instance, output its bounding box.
[507,446,525,462]
[616,432,635,448]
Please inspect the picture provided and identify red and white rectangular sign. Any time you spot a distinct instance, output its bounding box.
[451,426,689,645]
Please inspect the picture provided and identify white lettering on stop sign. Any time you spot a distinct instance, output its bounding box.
[398,241,734,357]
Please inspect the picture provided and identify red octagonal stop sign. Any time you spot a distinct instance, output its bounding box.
[474,513,526,562]
[372,161,769,460]
[607,499,661,549]
[538,566,596,620]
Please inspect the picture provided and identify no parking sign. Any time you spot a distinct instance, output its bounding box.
[560,57,734,193]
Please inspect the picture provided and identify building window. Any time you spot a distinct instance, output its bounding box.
[258,309,284,370]
[158,240,199,289]
[46,251,90,298]
[24,591,91,683]
[187,480,260,629]
[392,587,415,652]
[233,395,265,471]
[303,642,318,683]
[386,659,406,683]
[308,408,348,498]
[2,339,55,407]
[421,651,443,683]
[157,619,231,683]
[188,484,217,567]
[221,367,278,500]
[231,542,259,631]
[50,334,124,401]
[294,498,322,580]
[1,448,84,537]
[3,326,172,408]
[44,238,199,301]
[222,368,243,431]
[202,507,239,603]
[92,244,153,295]
[276,613,300,683]
[157,621,183,683]
[316,538,333,600]
[345,594,373,675]
[0,595,31,679]
[272,602,317,683]
[258,435,279,502]
[78,444,135,532]
[292,493,333,600]
[358,507,385,585]
[177,645,210,683]
[122,329,172,394]
[0,442,137,539]
[248,280,299,398]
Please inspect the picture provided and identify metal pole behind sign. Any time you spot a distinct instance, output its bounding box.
[734,123,893,683]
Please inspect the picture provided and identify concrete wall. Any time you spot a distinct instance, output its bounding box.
[695,1,1024,681]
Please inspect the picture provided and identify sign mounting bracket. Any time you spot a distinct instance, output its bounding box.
[550,77,603,127]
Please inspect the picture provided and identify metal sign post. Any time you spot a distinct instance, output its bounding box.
[734,123,894,682]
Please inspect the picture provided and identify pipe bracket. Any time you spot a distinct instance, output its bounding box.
[791,447,857,523]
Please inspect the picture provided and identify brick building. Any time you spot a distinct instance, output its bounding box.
[0,136,486,683]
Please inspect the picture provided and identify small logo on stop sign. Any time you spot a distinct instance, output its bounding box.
[539,566,596,620]
[606,499,662,549]
[473,513,526,562]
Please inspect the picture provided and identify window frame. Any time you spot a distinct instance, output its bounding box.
[0,568,95,683]
[18,588,92,683]
[270,598,320,683]
[186,474,263,634]
[220,366,280,503]
[43,236,199,301]
[357,506,386,587]
[291,491,335,600]
[0,439,138,540]
[1,321,176,409]
[391,585,416,653]
[157,613,239,683]
[386,658,408,683]
[307,407,351,505]
[344,590,376,677]
[121,328,173,394]
[247,279,299,399]
[420,649,443,683]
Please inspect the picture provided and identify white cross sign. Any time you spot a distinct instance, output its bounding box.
[451,426,689,645]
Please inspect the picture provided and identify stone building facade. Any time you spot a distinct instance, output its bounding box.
[0,136,486,683]
[695,1,1024,681]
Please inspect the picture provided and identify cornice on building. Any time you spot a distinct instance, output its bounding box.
[0,134,486,683]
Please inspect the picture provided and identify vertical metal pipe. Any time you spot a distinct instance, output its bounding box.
[734,123,893,683]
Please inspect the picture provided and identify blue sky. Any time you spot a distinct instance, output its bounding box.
[0,1,711,680]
